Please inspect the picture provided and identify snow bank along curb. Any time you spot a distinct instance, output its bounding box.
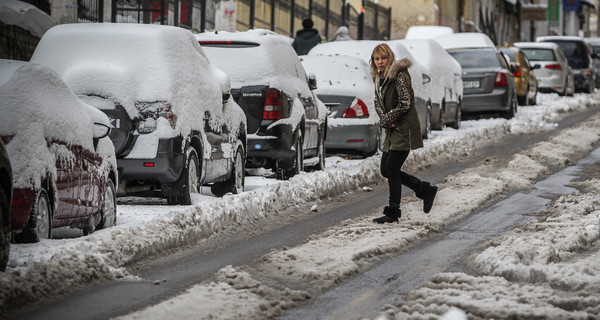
[117,104,600,318]
[0,94,598,313]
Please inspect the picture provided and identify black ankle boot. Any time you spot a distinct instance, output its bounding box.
[416,182,437,214]
[373,206,401,224]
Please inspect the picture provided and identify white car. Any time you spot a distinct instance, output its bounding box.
[300,55,380,157]
[308,40,432,139]
[404,25,454,39]
[515,42,575,96]
[391,39,462,130]
[31,24,247,203]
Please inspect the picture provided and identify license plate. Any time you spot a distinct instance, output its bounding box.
[463,80,480,89]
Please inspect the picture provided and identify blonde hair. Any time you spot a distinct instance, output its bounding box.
[370,43,396,79]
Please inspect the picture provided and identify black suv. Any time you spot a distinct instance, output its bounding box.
[31,24,247,204]
[197,30,327,180]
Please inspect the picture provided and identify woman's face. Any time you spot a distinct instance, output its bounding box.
[373,51,389,73]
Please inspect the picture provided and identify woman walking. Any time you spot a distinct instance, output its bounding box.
[370,43,438,223]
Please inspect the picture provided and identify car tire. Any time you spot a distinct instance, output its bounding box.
[277,131,303,180]
[430,102,441,131]
[0,187,9,271]
[314,129,326,171]
[503,94,517,119]
[517,94,527,106]
[14,189,51,243]
[450,100,461,130]
[528,89,537,106]
[167,150,199,205]
[211,146,245,197]
[97,179,117,229]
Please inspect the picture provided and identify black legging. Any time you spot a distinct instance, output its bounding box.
[380,150,423,208]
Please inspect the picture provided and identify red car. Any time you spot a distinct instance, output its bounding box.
[0,60,118,243]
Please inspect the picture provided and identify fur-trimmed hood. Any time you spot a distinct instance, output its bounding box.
[386,58,412,80]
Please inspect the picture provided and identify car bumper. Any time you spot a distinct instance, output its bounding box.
[325,121,379,153]
[461,88,512,113]
[10,188,35,232]
[118,137,185,184]
[246,123,295,169]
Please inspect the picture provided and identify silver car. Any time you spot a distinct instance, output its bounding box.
[515,42,575,97]
[300,55,380,157]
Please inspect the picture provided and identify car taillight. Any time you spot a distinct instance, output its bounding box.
[136,101,176,134]
[342,98,369,118]
[263,88,283,120]
[545,64,562,70]
[494,71,508,87]
[581,69,591,76]
[512,64,521,77]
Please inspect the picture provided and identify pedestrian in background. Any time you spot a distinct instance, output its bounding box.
[292,18,322,55]
[370,43,438,223]
[332,26,352,41]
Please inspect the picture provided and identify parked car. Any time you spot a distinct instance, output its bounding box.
[498,45,540,105]
[308,40,432,138]
[435,33,518,119]
[31,24,247,203]
[393,38,463,130]
[196,30,327,180]
[0,138,11,271]
[514,42,575,97]
[404,25,454,39]
[537,36,595,93]
[0,59,117,243]
[584,37,600,88]
[299,55,380,157]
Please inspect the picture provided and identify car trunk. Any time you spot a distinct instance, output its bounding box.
[462,68,500,95]
[316,95,355,118]
[231,85,268,134]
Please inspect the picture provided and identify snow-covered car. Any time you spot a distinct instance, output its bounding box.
[537,36,596,93]
[515,42,575,97]
[31,24,247,203]
[0,138,11,271]
[0,59,118,243]
[498,45,540,105]
[435,32,518,119]
[392,38,462,130]
[308,40,432,138]
[584,37,600,89]
[404,25,454,39]
[196,30,327,180]
[299,55,380,157]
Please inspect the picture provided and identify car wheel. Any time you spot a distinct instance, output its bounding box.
[211,146,245,197]
[97,179,117,229]
[503,94,517,119]
[277,131,303,180]
[430,102,441,131]
[517,94,527,106]
[0,187,9,271]
[528,89,537,106]
[314,129,326,171]
[167,150,199,205]
[450,100,461,129]
[14,189,51,243]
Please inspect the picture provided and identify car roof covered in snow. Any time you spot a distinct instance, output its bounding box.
[434,32,496,50]
[404,25,454,39]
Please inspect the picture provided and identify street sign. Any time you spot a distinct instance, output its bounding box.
[548,0,560,27]
[563,0,580,11]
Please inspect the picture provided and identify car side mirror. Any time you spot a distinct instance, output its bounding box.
[532,64,541,70]
[222,91,231,103]
[308,73,317,90]
[92,122,111,140]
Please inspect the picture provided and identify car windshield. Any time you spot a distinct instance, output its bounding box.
[447,48,501,69]
[520,48,556,61]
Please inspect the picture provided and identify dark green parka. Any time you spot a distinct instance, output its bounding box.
[374,58,423,152]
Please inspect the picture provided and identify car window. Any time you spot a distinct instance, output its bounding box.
[519,51,531,69]
[521,48,556,61]
[499,49,516,62]
[590,45,600,56]
[448,48,502,69]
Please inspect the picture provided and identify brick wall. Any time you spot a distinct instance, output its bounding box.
[0,23,40,61]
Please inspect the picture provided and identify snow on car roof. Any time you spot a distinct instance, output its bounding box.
[0,59,112,189]
[299,55,374,101]
[0,0,55,38]
[31,23,233,137]
[514,42,560,49]
[434,32,496,50]
[404,25,454,39]
[195,29,312,99]
[536,35,585,42]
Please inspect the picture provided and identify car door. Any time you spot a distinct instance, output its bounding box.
[52,142,84,220]
[295,61,319,155]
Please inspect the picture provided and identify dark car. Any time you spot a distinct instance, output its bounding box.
[436,33,518,119]
[196,30,328,180]
[0,59,118,243]
[584,37,600,89]
[537,36,595,93]
[31,24,247,204]
[0,138,12,271]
